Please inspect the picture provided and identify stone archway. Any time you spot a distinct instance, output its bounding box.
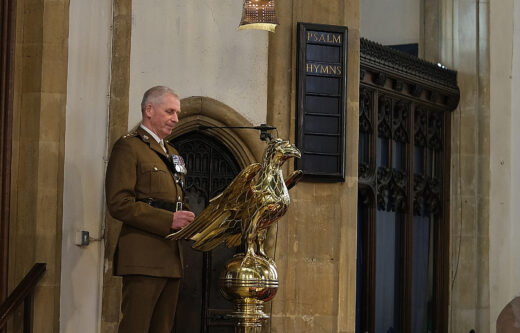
[170,96,263,168]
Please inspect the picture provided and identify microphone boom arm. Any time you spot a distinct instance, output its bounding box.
[198,124,277,141]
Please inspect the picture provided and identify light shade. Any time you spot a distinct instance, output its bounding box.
[238,0,278,33]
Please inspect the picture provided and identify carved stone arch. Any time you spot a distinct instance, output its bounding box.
[167,96,264,168]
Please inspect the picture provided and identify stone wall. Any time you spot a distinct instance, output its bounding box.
[101,0,132,331]
[9,0,70,331]
[360,0,420,45]
[127,0,269,130]
[490,1,520,332]
[59,0,112,331]
[423,0,491,332]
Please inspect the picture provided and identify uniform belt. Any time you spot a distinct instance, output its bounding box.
[137,198,178,212]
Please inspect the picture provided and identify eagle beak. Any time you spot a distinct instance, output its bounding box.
[284,144,301,159]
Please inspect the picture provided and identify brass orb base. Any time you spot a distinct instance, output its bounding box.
[219,252,278,332]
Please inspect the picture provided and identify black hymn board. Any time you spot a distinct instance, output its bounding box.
[296,23,348,182]
[295,23,347,182]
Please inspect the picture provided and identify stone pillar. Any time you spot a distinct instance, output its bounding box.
[424,0,491,332]
[266,1,360,332]
[100,0,132,332]
[9,0,70,331]
[490,1,520,332]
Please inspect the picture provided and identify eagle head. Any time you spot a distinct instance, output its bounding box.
[263,138,301,166]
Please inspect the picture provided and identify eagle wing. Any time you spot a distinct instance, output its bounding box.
[165,162,262,243]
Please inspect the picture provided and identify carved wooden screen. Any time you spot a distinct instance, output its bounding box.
[171,132,240,333]
[356,39,459,333]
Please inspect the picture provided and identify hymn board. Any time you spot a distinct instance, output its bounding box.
[296,23,348,182]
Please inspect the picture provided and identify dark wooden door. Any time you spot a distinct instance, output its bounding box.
[172,132,240,333]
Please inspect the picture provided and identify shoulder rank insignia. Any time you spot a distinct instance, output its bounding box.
[122,131,137,139]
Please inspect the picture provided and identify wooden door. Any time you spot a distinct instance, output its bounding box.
[172,132,240,333]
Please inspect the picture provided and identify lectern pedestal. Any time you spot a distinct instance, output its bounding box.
[219,253,278,332]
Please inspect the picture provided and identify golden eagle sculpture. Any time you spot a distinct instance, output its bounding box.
[166,138,303,257]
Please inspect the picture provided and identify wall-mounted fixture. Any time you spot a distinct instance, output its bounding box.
[238,0,278,32]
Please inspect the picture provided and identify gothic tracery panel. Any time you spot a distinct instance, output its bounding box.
[358,37,458,333]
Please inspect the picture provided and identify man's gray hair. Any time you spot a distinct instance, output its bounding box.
[141,86,179,113]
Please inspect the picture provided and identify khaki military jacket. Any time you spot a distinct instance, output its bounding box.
[106,126,184,278]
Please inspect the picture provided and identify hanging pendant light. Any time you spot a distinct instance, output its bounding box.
[238,0,278,33]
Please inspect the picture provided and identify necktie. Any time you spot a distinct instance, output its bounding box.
[159,140,166,153]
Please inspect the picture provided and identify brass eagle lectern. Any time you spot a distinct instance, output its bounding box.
[167,138,303,332]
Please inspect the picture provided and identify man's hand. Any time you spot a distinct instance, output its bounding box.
[171,210,195,230]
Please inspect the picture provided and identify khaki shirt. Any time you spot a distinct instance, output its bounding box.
[106,126,184,278]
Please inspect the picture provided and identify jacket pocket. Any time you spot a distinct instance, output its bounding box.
[139,162,170,194]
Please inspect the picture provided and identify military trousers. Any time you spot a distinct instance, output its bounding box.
[118,275,181,333]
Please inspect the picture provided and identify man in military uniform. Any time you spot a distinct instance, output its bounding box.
[106,86,195,333]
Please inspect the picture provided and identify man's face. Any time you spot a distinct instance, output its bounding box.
[144,94,181,139]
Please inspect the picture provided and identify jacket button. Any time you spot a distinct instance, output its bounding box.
[153,166,158,171]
